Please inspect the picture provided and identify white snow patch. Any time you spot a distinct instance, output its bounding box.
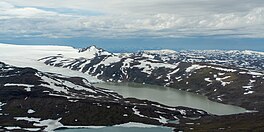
[40,76,68,94]
[204,78,212,82]
[27,109,36,114]
[132,106,144,118]
[63,80,97,93]
[242,50,264,56]
[132,106,169,124]
[218,73,225,76]
[0,102,6,111]
[5,126,21,130]
[23,128,41,131]
[135,60,178,75]
[68,100,79,103]
[99,56,121,66]
[217,98,222,101]
[186,64,207,72]
[141,53,155,59]
[250,80,256,83]
[15,117,63,131]
[215,76,232,86]
[210,66,237,72]
[4,83,34,92]
[247,71,263,76]
[158,116,168,124]
[242,86,253,89]
[244,91,254,95]
[15,117,41,122]
[35,118,63,131]
[178,110,187,115]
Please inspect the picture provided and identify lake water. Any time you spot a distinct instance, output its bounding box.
[94,82,247,115]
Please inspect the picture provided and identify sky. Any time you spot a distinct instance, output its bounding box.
[0,0,263,51]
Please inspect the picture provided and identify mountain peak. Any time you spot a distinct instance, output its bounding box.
[78,45,112,59]
[78,45,100,53]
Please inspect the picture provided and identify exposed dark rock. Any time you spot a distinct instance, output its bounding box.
[0,62,208,131]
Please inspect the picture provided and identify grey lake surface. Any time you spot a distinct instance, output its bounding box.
[94,82,247,115]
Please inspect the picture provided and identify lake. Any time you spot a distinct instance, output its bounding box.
[57,82,247,132]
[94,82,247,115]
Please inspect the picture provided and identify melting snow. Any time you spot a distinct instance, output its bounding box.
[204,78,212,82]
[247,71,263,76]
[244,91,254,95]
[186,65,207,72]
[135,60,177,75]
[5,126,21,130]
[40,76,68,94]
[250,80,256,83]
[132,106,170,124]
[99,56,121,66]
[210,67,236,72]
[218,73,225,76]
[15,117,63,131]
[27,109,36,114]
[0,102,6,111]
[243,86,253,89]
[23,128,41,131]
[4,83,34,92]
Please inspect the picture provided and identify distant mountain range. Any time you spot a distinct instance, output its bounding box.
[39,45,264,111]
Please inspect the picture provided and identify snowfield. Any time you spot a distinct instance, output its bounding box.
[0,43,100,83]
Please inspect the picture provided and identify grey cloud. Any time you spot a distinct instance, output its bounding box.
[0,0,264,39]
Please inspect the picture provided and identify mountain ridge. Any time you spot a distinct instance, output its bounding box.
[0,61,208,131]
[39,46,264,111]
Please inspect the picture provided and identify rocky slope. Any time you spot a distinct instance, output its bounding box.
[39,46,264,111]
[0,62,208,131]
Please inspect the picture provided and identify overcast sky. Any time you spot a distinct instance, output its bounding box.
[0,0,264,50]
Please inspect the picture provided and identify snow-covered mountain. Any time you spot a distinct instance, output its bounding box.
[139,49,264,71]
[77,45,113,59]
[0,43,100,83]
[0,61,207,131]
[39,46,264,110]
[0,44,264,131]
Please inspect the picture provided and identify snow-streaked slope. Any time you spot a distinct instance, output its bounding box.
[241,50,264,56]
[0,43,100,83]
[0,61,208,131]
[38,45,264,111]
